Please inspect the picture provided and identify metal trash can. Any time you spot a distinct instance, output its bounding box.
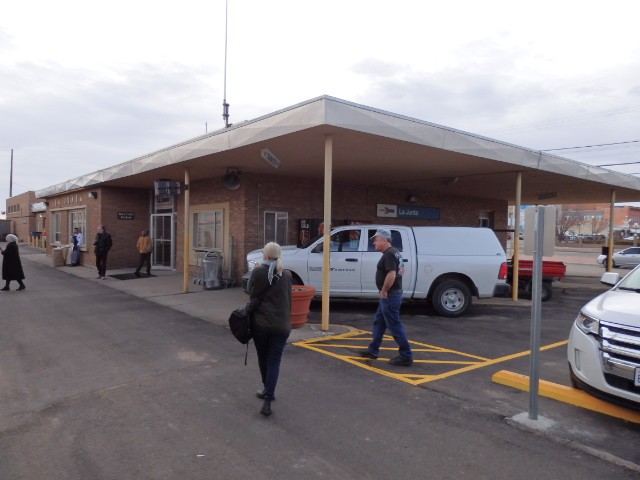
[202,251,223,290]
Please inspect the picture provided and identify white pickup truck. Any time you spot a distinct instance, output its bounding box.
[244,225,509,317]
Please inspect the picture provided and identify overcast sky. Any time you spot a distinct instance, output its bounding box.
[2,0,640,212]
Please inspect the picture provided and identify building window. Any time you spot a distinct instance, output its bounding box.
[192,210,223,251]
[264,211,288,245]
[69,209,86,247]
[51,212,62,243]
[479,210,494,228]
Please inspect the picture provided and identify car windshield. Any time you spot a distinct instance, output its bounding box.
[617,267,640,291]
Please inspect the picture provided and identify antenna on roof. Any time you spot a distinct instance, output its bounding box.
[222,0,231,128]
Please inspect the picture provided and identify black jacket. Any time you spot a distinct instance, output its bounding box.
[93,232,113,256]
[2,242,25,281]
[248,265,292,336]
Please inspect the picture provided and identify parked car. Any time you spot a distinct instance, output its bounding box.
[243,225,509,317]
[567,265,640,409]
[597,247,640,268]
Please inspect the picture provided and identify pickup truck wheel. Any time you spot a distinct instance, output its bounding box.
[432,280,471,317]
[523,280,553,301]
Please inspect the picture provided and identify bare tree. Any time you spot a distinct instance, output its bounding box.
[556,207,581,241]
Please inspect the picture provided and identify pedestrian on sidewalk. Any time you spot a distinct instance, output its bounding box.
[1,234,26,291]
[247,242,292,417]
[360,228,413,366]
[134,230,153,277]
[93,225,112,280]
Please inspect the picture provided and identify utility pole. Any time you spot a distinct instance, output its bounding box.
[9,149,13,198]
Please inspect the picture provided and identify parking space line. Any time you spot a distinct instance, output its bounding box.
[294,331,569,386]
[492,370,640,423]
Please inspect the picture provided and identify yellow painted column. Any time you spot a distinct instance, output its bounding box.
[183,168,191,293]
[321,135,333,331]
[607,190,616,272]
[512,172,522,301]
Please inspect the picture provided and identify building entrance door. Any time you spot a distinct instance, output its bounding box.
[151,214,175,269]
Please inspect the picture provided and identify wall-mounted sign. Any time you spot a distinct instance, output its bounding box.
[377,204,440,220]
[377,204,397,217]
[117,212,135,220]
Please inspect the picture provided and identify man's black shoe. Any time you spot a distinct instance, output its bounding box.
[389,355,413,366]
[358,350,378,360]
[134,271,141,277]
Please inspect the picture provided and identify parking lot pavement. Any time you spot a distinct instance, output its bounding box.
[18,246,640,470]
[302,277,640,470]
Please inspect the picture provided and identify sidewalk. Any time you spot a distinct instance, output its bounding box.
[20,248,608,335]
[20,252,354,344]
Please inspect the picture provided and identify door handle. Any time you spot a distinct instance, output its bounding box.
[345,258,359,262]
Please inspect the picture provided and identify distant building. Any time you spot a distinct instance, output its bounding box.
[558,203,640,238]
[4,191,47,242]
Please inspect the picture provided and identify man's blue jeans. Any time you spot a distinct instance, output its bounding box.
[367,290,412,359]
[253,331,289,400]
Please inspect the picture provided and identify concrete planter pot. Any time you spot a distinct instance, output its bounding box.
[291,285,316,329]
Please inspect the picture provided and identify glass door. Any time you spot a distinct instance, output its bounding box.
[151,214,175,269]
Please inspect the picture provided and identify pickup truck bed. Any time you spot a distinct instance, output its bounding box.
[507,259,567,301]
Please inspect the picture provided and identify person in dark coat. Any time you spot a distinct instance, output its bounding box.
[1,234,26,291]
[93,225,113,280]
[247,242,292,417]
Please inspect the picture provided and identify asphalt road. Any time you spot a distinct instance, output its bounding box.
[1,254,639,479]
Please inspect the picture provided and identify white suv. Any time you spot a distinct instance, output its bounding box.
[568,265,640,409]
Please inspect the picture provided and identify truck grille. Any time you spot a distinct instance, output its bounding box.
[599,320,640,394]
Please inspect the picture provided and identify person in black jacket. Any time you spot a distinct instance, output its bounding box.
[247,242,292,417]
[93,225,113,280]
[1,234,26,291]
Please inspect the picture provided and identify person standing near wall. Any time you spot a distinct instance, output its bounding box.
[134,230,153,277]
[70,227,83,266]
[1,234,26,291]
[93,225,112,280]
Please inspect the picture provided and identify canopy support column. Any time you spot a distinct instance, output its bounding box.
[183,167,191,293]
[607,190,616,272]
[321,135,333,331]
[512,172,522,301]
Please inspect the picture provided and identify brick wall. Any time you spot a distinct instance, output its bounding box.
[5,191,39,241]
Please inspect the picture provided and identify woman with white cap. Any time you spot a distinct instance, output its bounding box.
[1,234,26,291]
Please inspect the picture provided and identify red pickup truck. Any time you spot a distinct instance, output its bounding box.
[507,259,566,302]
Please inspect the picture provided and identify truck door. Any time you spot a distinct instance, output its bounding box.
[361,228,413,298]
[307,228,363,294]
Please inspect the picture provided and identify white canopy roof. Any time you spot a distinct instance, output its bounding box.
[36,95,640,204]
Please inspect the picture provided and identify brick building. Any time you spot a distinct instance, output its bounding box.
[34,96,640,283]
[4,191,46,242]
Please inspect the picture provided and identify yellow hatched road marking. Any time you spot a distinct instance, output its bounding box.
[294,330,569,386]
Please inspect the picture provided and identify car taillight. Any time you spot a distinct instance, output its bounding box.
[498,262,508,280]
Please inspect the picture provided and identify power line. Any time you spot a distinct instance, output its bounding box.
[542,139,640,152]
